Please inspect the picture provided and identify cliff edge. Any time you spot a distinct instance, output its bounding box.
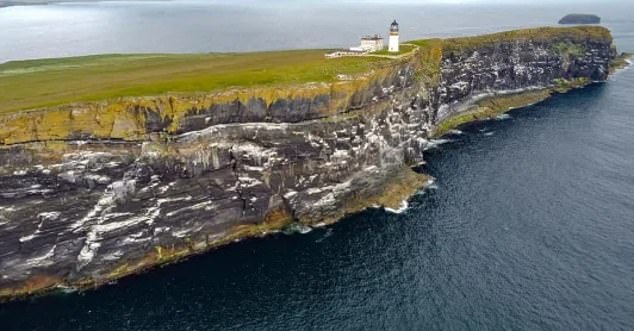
[0,26,621,300]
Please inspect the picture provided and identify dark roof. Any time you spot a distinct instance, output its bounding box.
[391,19,398,26]
[361,34,383,40]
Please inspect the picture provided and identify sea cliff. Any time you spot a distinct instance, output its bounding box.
[0,26,622,300]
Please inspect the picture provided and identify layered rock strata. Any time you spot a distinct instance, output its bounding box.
[0,26,619,300]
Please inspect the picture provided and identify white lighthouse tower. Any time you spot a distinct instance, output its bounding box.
[388,19,399,53]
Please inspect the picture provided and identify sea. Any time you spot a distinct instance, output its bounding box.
[0,1,633,330]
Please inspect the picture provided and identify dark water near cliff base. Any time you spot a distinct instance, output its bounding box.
[2,2,634,331]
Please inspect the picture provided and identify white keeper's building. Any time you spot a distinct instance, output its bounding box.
[355,35,385,52]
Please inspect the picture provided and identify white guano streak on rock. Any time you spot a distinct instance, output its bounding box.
[165,200,215,218]
[310,179,353,209]
[71,179,137,233]
[23,245,56,268]
[77,195,193,268]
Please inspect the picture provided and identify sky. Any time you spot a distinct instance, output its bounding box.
[211,0,628,3]
[2,0,631,4]
[215,0,629,3]
[1,0,631,12]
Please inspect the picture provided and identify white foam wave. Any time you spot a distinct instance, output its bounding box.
[282,223,313,235]
[315,228,333,243]
[448,129,463,135]
[424,138,453,151]
[384,200,409,214]
[426,181,438,191]
[56,285,78,294]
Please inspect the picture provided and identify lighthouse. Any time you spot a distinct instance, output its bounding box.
[388,19,399,53]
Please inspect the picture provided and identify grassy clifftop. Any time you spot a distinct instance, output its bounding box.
[435,26,612,53]
[0,26,614,117]
[0,51,391,114]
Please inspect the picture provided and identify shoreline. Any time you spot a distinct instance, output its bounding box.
[0,167,433,302]
[0,25,619,302]
[0,77,606,303]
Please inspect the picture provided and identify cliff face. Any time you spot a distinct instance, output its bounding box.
[0,27,617,299]
[434,31,614,123]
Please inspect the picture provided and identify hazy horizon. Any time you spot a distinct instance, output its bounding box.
[1,0,633,5]
[1,0,632,63]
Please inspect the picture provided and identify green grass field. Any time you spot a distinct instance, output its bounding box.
[438,26,611,52]
[0,50,391,114]
[0,26,611,115]
[370,44,417,56]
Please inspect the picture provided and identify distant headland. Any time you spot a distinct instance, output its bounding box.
[559,14,601,25]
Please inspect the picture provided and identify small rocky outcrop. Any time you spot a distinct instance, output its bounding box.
[559,14,601,25]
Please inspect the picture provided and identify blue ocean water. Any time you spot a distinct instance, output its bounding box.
[0,2,633,330]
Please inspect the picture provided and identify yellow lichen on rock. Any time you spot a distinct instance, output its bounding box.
[0,101,149,144]
[0,57,413,145]
[0,275,63,301]
[432,89,554,137]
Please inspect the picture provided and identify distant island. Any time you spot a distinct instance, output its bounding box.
[559,14,601,25]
